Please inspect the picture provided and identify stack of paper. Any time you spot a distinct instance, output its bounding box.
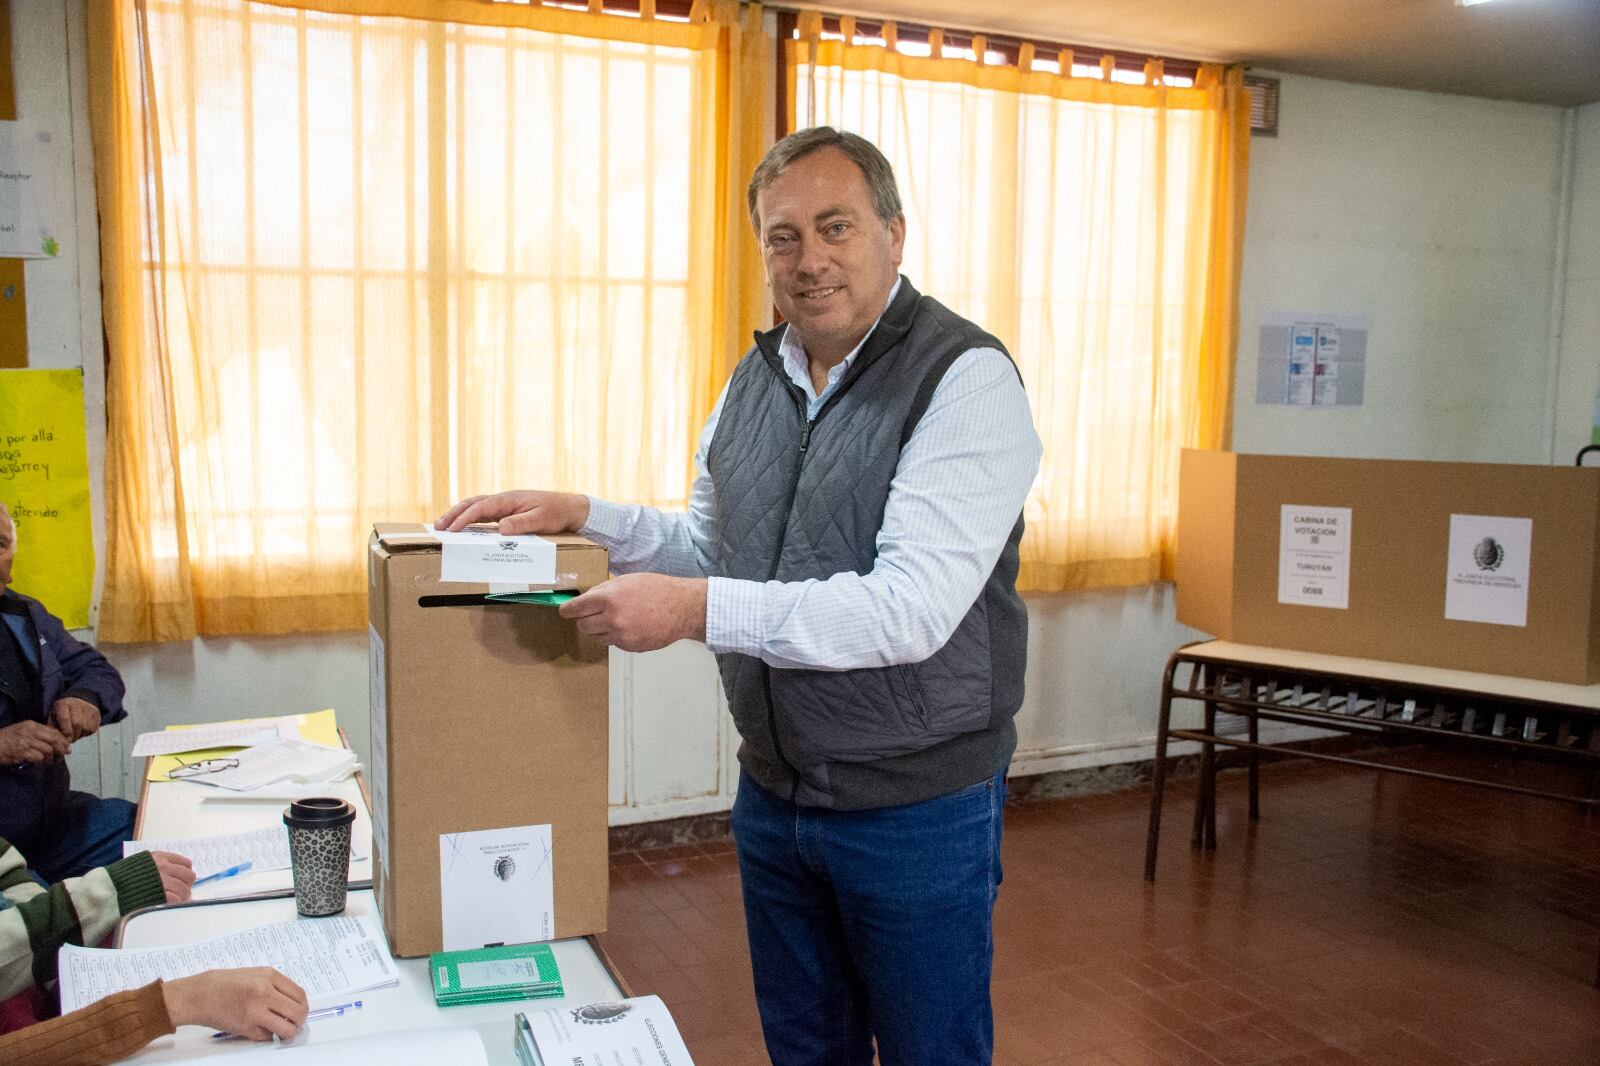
[178,738,358,791]
[58,915,398,1012]
[516,995,695,1066]
[431,942,562,1007]
[122,825,368,880]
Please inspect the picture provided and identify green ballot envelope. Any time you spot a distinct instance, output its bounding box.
[430,942,564,1007]
[483,591,577,606]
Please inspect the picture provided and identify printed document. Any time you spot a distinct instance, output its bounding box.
[131,722,286,757]
[520,995,695,1066]
[177,738,358,791]
[434,528,557,584]
[58,915,398,1012]
[439,824,554,951]
[122,825,368,880]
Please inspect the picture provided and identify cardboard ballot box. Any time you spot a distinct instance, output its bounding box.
[1177,450,1600,684]
[367,523,610,957]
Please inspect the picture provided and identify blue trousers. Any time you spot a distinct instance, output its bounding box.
[730,770,1006,1066]
[26,792,138,884]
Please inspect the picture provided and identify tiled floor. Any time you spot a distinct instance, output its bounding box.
[595,752,1600,1065]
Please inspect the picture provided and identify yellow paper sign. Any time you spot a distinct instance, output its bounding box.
[146,708,343,782]
[0,369,93,628]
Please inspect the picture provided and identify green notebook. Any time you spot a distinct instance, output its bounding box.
[430,942,563,1007]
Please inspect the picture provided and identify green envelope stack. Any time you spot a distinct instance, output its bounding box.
[430,942,564,1007]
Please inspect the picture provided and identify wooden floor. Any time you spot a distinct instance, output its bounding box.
[595,752,1600,1065]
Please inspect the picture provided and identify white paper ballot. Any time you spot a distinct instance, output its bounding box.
[434,529,557,584]
[439,824,555,951]
[1278,505,1352,609]
[58,915,398,1012]
[521,995,695,1066]
[130,722,286,757]
[1444,514,1533,627]
[122,825,367,880]
[187,1028,487,1066]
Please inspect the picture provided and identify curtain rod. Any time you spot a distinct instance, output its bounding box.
[764,4,1204,77]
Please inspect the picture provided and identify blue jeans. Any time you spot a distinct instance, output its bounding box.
[730,770,1006,1066]
[27,792,137,884]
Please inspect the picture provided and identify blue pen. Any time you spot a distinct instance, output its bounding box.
[193,861,253,886]
[212,1000,362,1040]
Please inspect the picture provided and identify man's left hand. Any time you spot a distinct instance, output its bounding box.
[559,574,708,653]
[50,697,101,743]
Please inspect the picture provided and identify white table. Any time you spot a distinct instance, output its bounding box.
[135,774,375,900]
[114,889,626,1064]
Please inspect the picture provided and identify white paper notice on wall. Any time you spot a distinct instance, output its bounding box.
[439,824,555,951]
[1278,505,1352,609]
[1444,515,1532,627]
[434,529,556,584]
[1257,312,1368,406]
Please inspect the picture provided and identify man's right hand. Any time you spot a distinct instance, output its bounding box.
[435,491,590,535]
[0,720,71,764]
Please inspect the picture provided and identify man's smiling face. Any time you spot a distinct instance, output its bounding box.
[755,147,905,366]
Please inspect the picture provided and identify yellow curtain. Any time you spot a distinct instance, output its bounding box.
[793,32,1249,592]
[88,0,769,641]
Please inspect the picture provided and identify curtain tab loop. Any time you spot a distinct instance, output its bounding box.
[881,21,898,51]
[796,10,823,40]
[742,2,762,32]
[927,28,944,57]
[687,0,708,23]
[1057,48,1073,76]
[1017,42,1035,71]
[587,0,602,12]
[1099,53,1116,80]
[971,34,987,64]
[839,15,856,45]
[639,0,656,19]
[1145,58,1164,86]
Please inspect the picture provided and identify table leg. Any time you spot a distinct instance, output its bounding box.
[1145,655,1181,882]
[1248,713,1260,822]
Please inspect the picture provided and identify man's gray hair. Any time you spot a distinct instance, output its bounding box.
[747,127,903,231]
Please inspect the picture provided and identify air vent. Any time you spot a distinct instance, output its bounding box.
[1246,75,1279,137]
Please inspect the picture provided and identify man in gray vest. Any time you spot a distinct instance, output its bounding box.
[438,127,1041,1066]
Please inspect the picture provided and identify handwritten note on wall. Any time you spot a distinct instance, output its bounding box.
[0,369,93,627]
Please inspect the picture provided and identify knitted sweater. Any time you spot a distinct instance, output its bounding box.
[0,836,166,998]
[0,980,174,1065]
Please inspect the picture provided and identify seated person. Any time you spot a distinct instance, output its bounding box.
[0,969,307,1065]
[0,834,305,1064]
[0,503,137,881]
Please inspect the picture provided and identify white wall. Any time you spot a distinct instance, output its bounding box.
[13,6,1599,820]
[1233,74,1569,463]
[1554,102,1600,464]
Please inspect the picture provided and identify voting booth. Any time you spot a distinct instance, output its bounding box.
[367,524,611,957]
[1176,450,1600,684]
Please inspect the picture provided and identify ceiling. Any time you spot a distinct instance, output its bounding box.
[808,0,1600,106]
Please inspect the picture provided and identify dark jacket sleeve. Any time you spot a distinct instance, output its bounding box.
[29,599,126,725]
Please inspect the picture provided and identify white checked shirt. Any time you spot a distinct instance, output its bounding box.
[581,281,1042,671]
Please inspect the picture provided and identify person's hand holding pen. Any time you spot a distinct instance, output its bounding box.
[163,968,308,1042]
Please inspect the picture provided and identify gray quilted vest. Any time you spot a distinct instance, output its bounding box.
[708,278,1027,810]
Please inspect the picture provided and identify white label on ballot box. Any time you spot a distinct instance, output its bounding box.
[1444,514,1532,627]
[439,824,555,951]
[368,624,391,861]
[1278,504,1352,609]
[434,529,556,584]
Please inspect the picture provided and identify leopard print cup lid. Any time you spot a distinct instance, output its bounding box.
[283,796,356,830]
